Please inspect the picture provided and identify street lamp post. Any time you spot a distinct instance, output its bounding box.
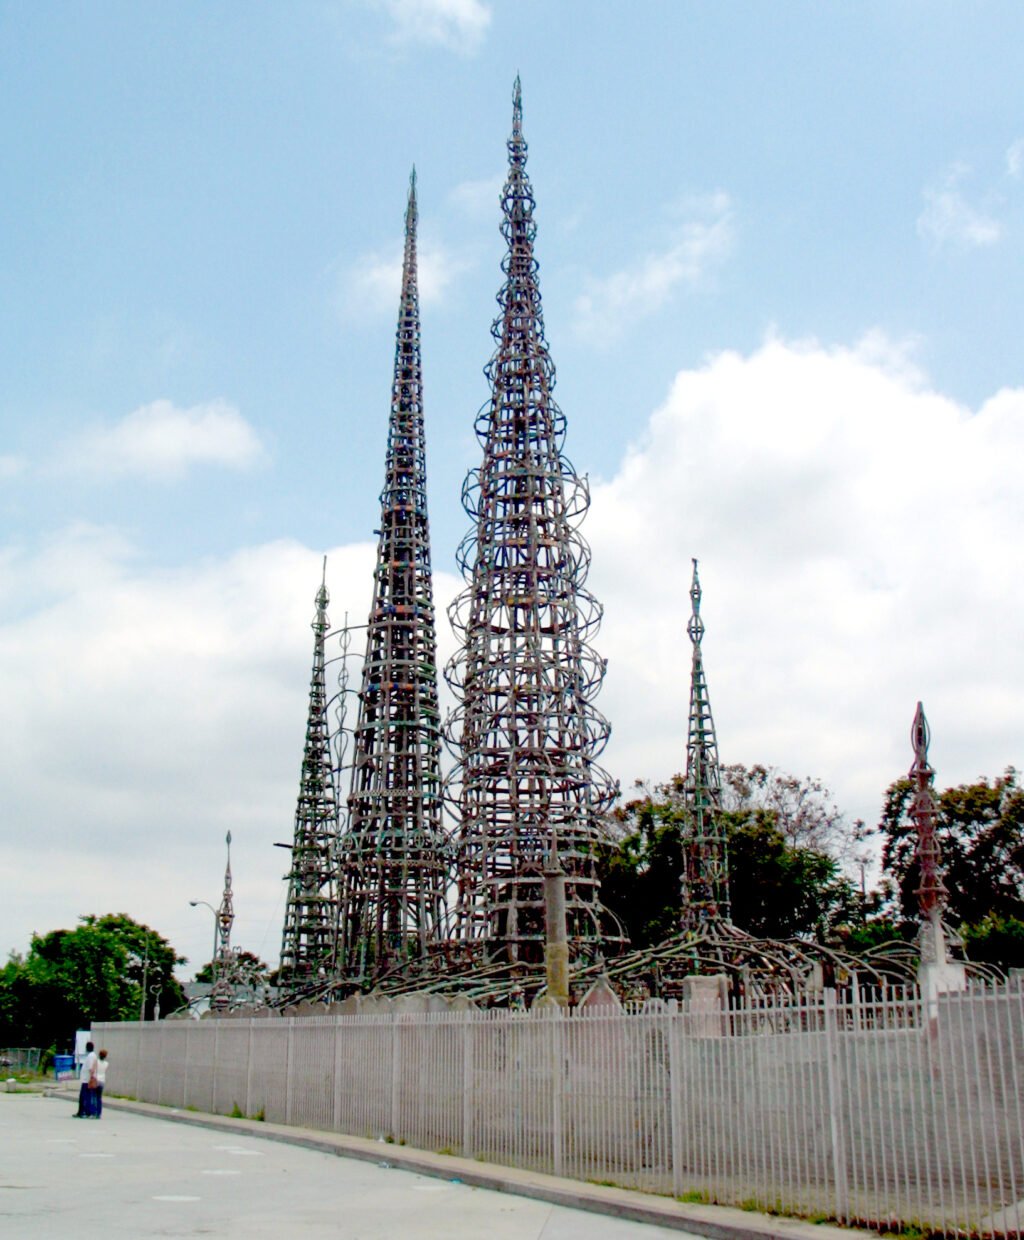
[189,900,219,988]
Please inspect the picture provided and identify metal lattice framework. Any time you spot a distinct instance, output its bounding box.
[444,79,625,965]
[277,561,340,997]
[680,558,730,928]
[336,170,448,985]
[908,701,958,967]
[209,831,236,1010]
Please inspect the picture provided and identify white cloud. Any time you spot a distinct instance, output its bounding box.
[4,337,1022,966]
[917,163,1001,248]
[0,527,460,970]
[448,172,504,218]
[340,238,471,317]
[57,400,267,480]
[573,192,734,341]
[585,334,1024,843]
[0,454,27,479]
[1007,139,1024,179]
[376,0,490,54]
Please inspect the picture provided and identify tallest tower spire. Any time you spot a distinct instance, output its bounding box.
[445,81,625,964]
[337,170,447,985]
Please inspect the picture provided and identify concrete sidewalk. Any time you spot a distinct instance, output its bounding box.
[31,1089,866,1240]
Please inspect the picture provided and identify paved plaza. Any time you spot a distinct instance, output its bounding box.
[0,1092,701,1240]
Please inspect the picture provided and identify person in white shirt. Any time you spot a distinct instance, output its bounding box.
[93,1050,108,1119]
[75,1042,97,1118]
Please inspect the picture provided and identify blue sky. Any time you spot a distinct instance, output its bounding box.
[2,2,1022,976]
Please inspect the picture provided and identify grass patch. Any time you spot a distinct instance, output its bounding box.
[229,1104,244,1118]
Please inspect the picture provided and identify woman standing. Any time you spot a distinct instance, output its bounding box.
[93,1049,108,1119]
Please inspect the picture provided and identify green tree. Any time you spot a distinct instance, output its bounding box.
[80,914,186,1019]
[876,768,1024,972]
[193,950,269,985]
[879,768,1024,937]
[0,914,187,1048]
[598,773,856,946]
[721,763,867,863]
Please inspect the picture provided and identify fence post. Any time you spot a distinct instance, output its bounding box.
[462,1011,473,1159]
[245,1020,255,1119]
[183,1020,191,1108]
[285,1018,294,1126]
[212,1024,220,1114]
[390,1014,401,1141]
[135,1021,145,1101]
[550,1013,564,1178]
[156,1025,165,1105]
[333,1016,344,1132]
[668,1007,684,1197]
[824,989,849,1221]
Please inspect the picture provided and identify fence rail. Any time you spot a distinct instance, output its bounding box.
[0,1047,42,1073]
[94,985,1024,1235]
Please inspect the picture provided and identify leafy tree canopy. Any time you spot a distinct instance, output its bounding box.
[0,914,186,1049]
[879,767,1024,928]
[599,771,859,946]
[193,950,269,985]
[877,767,1024,970]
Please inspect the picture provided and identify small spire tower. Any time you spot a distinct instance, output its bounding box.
[337,170,448,984]
[680,560,729,927]
[210,831,236,1010]
[445,80,625,963]
[278,561,340,996]
[908,702,952,965]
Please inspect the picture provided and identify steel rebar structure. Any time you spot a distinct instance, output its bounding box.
[444,79,625,965]
[680,559,730,927]
[277,561,340,997]
[336,170,448,984]
[908,701,956,967]
[209,831,236,1010]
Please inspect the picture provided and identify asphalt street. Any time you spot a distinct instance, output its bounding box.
[0,1093,701,1240]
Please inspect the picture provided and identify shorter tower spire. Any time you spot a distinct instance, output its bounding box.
[210,831,236,1010]
[681,559,729,928]
[278,560,341,998]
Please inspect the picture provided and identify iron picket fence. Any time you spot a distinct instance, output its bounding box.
[94,982,1024,1235]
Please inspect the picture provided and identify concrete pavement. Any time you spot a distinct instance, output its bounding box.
[0,1091,866,1240]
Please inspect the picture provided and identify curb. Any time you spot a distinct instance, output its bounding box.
[91,1095,871,1240]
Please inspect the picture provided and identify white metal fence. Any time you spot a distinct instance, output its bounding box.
[94,984,1024,1235]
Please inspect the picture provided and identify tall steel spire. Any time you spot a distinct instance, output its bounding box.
[680,559,729,927]
[337,169,448,984]
[445,79,625,964]
[277,559,340,997]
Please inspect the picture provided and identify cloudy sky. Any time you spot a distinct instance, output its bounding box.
[2,2,1022,976]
